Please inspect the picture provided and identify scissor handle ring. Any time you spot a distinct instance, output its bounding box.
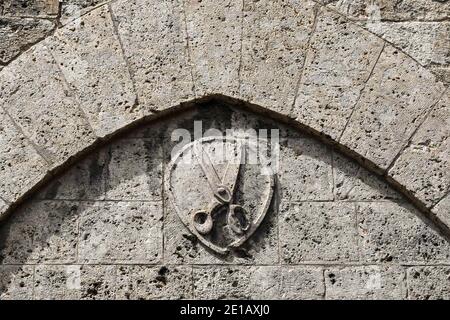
[228,205,251,235]
[192,210,213,235]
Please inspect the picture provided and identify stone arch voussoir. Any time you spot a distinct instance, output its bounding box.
[0,0,448,237]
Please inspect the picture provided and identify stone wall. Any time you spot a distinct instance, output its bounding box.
[1,0,448,83]
[1,103,449,300]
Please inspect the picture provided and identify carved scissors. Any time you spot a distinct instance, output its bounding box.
[192,141,250,236]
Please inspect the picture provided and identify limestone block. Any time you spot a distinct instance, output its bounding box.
[37,147,108,200]
[194,266,280,299]
[279,134,333,201]
[46,6,140,137]
[0,107,48,203]
[279,266,324,300]
[60,0,106,25]
[240,0,317,115]
[105,138,162,201]
[340,45,445,170]
[325,265,406,299]
[110,0,194,110]
[116,266,193,300]
[293,9,384,140]
[333,151,401,201]
[0,43,97,166]
[0,265,34,300]
[1,0,59,17]
[407,266,450,300]
[389,91,449,208]
[326,0,450,22]
[280,202,358,263]
[366,22,449,68]
[28,201,79,263]
[78,201,163,263]
[357,202,450,263]
[433,193,450,228]
[184,0,242,96]
[163,190,279,264]
[34,265,117,300]
[0,198,7,217]
[0,17,55,64]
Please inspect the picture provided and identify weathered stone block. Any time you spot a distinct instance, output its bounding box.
[326,0,450,22]
[0,43,97,166]
[280,201,358,263]
[0,106,48,203]
[340,45,445,170]
[184,0,242,96]
[325,265,406,299]
[37,147,108,200]
[433,193,450,228]
[407,266,450,300]
[0,17,54,64]
[0,198,7,218]
[0,265,34,300]
[280,266,324,299]
[389,91,449,208]
[357,202,450,263]
[47,5,139,137]
[333,151,401,201]
[293,9,384,140]
[164,190,279,264]
[279,134,333,201]
[1,0,59,17]
[78,201,162,263]
[194,266,280,299]
[240,0,317,115]
[60,0,106,25]
[105,138,162,201]
[34,265,117,300]
[110,0,194,111]
[116,265,193,300]
[366,22,449,68]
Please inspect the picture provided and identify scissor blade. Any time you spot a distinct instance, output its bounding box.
[194,142,222,192]
[222,142,244,196]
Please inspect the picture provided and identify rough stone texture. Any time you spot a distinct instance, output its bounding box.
[333,151,402,201]
[279,134,334,201]
[389,91,449,208]
[366,22,449,68]
[110,0,194,111]
[407,266,450,300]
[78,201,162,264]
[0,43,97,165]
[324,265,406,299]
[116,266,193,300]
[293,9,384,140]
[357,202,450,263]
[34,265,117,300]
[0,265,34,300]
[46,5,140,137]
[1,0,59,17]
[60,0,107,25]
[0,103,449,299]
[434,193,450,228]
[280,201,358,263]
[240,0,317,115]
[340,45,446,170]
[325,0,450,22]
[37,148,108,200]
[0,106,49,203]
[185,0,242,96]
[0,17,55,63]
[105,138,163,201]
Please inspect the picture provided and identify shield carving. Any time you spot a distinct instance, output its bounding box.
[166,136,275,254]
